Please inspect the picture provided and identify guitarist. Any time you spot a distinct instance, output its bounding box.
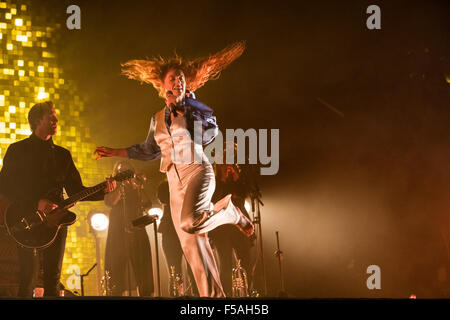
[0,101,116,297]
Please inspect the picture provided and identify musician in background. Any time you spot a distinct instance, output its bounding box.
[0,101,116,297]
[104,161,154,296]
[209,144,256,297]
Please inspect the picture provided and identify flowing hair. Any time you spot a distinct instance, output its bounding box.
[121,41,246,97]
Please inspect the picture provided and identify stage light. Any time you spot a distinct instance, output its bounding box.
[14,18,23,26]
[37,87,49,100]
[16,35,27,42]
[37,92,48,100]
[38,65,44,72]
[90,213,109,232]
[245,200,251,213]
[147,207,163,222]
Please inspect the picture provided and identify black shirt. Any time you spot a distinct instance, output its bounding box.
[0,134,104,209]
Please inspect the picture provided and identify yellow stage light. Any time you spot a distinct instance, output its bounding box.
[37,92,48,100]
[0,1,111,295]
[16,35,27,42]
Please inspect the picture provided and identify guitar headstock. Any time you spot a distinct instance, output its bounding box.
[113,169,135,182]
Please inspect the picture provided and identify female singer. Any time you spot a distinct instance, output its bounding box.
[94,42,253,297]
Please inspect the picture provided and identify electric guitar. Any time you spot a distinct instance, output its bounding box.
[3,170,135,250]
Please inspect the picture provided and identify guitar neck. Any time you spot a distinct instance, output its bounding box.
[59,182,106,209]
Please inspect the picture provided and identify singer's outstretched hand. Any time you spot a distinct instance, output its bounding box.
[94,146,128,160]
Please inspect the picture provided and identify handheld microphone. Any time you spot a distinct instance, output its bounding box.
[166,90,174,107]
[166,90,184,116]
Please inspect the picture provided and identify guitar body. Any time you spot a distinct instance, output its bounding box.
[3,169,134,250]
[4,205,76,250]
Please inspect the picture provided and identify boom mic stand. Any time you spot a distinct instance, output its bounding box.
[78,263,97,296]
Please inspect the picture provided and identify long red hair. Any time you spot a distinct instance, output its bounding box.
[121,41,246,97]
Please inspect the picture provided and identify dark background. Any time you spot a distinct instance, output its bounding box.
[37,0,450,297]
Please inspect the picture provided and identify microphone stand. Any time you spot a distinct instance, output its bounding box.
[136,176,161,297]
[274,231,287,297]
[152,215,161,297]
[78,263,97,296]
[120,182,134,296]
[131,213,160,297]
[248,166,267,297]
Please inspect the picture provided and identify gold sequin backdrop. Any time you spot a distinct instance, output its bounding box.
[0,1,111,295]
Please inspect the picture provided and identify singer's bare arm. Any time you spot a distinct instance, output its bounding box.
[94,147,128,160]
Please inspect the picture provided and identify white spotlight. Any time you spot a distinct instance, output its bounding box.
[147,207,163,222]
[90,213,109,232]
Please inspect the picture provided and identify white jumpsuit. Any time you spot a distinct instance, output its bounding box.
[153,108,245,297]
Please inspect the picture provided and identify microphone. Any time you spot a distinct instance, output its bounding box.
[166,90,184,117]
[166,90,175,108]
